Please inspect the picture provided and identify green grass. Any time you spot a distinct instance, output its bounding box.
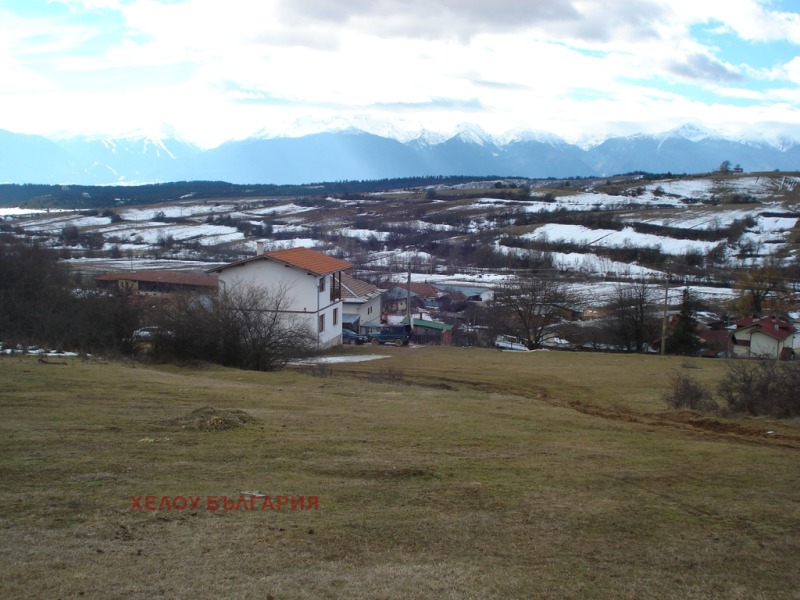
[1,349,799,599]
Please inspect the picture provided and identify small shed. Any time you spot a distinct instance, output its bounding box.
[403,316,454,345]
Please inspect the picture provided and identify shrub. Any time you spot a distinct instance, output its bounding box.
[717,360,800,417]
[662,371,718,412]
[164,283,315,371]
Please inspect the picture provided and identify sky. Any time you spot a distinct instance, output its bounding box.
[1,0,800,148]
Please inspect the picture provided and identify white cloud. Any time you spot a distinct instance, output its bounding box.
[0,0,798,147]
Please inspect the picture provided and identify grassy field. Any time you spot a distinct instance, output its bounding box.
[1,347,799,599]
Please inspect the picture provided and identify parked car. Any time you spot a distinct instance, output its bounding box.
[368,326,411,347]
[342,329,369,345]
[494,335,530,351]
[132,326,173,341]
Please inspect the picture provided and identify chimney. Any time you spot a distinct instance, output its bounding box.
[256,241,264,256]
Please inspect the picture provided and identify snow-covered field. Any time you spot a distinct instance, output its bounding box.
[638,208,755,230]
[107,223,243,245]
[3,172,798,302]
[522,224,724,255]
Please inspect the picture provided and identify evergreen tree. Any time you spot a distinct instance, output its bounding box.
[666,288,702,356]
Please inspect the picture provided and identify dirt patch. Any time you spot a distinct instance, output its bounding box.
[168,406,259,431]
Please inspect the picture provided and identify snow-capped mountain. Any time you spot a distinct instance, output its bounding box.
[497,128,568,147]
[0,123,798,185]
[52,130,200,184]
[658,123,718,143]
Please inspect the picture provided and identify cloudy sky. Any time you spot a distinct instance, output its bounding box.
[2,0,800,148]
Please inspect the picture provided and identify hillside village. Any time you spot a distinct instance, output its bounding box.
[2,170,799,358]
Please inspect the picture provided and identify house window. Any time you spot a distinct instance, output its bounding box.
[367,306,372,315]
[333,308,338,326]
[319,277,326,292]
[318,314,325,333]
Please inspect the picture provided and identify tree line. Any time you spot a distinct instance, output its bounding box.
[0,176,519,210]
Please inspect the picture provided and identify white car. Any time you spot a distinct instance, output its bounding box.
[132,326,172,341]
[494,335,530,351]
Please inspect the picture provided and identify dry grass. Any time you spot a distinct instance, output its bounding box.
[1,348,799,599]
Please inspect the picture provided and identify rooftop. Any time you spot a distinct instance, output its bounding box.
[265,247,352,276]
[94,270,218,288]
[341,273,384,302]
[207,247,352,276]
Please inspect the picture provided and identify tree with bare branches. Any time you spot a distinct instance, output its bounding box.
[732,255,790,316]
[604,281,658,352]
[167,282,315,371]
[493,275,582,349]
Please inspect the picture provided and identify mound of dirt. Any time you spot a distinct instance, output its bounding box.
[170,406,258,431]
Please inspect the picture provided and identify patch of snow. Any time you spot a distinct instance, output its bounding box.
[644,178,714,199]
[120,204,239,220]
[385,220,455,232]
[0,207,73,217]
[294,354,391,364]
[338,228,390,241]
[549,251,663,278]
[366,250,435,267]
[270,224,309,234]
[523,224,722,255]
[262,238,319,250]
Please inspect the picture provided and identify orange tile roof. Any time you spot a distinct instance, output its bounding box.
[207,247,352,276]
[397,281,439,298]
[264,247,352,276]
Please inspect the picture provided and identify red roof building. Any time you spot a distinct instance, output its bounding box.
[206,245,353,350]
[207,246,352,277]
[732,316,797,359]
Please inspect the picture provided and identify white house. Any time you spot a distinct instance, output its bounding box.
[731,315,798,360]
[340,273,384,333]
[207,244,353,349]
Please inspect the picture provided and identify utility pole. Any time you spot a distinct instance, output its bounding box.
[406,264,412,328]
[404,264,415,342]
[660,266,670,355]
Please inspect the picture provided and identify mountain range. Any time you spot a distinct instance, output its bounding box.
[1,124,799,186]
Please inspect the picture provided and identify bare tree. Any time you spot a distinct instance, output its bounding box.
[604,281,658,352]
[732,254,790,315]
[493,275,582,349]
[168,282,315,371]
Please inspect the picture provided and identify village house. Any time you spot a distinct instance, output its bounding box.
[396,282,441,309]
[431,283,494,304]
[395,282,494,311]
[698,328,733,358]
[340,273,384,334]
[381,287,419,315]
[207,244,352,349]
[731,315,798,360]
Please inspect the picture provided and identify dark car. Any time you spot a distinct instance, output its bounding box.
[367,325,411,346]
[342,328,369,345]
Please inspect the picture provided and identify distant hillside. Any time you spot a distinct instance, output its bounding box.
[0,176,512,209]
